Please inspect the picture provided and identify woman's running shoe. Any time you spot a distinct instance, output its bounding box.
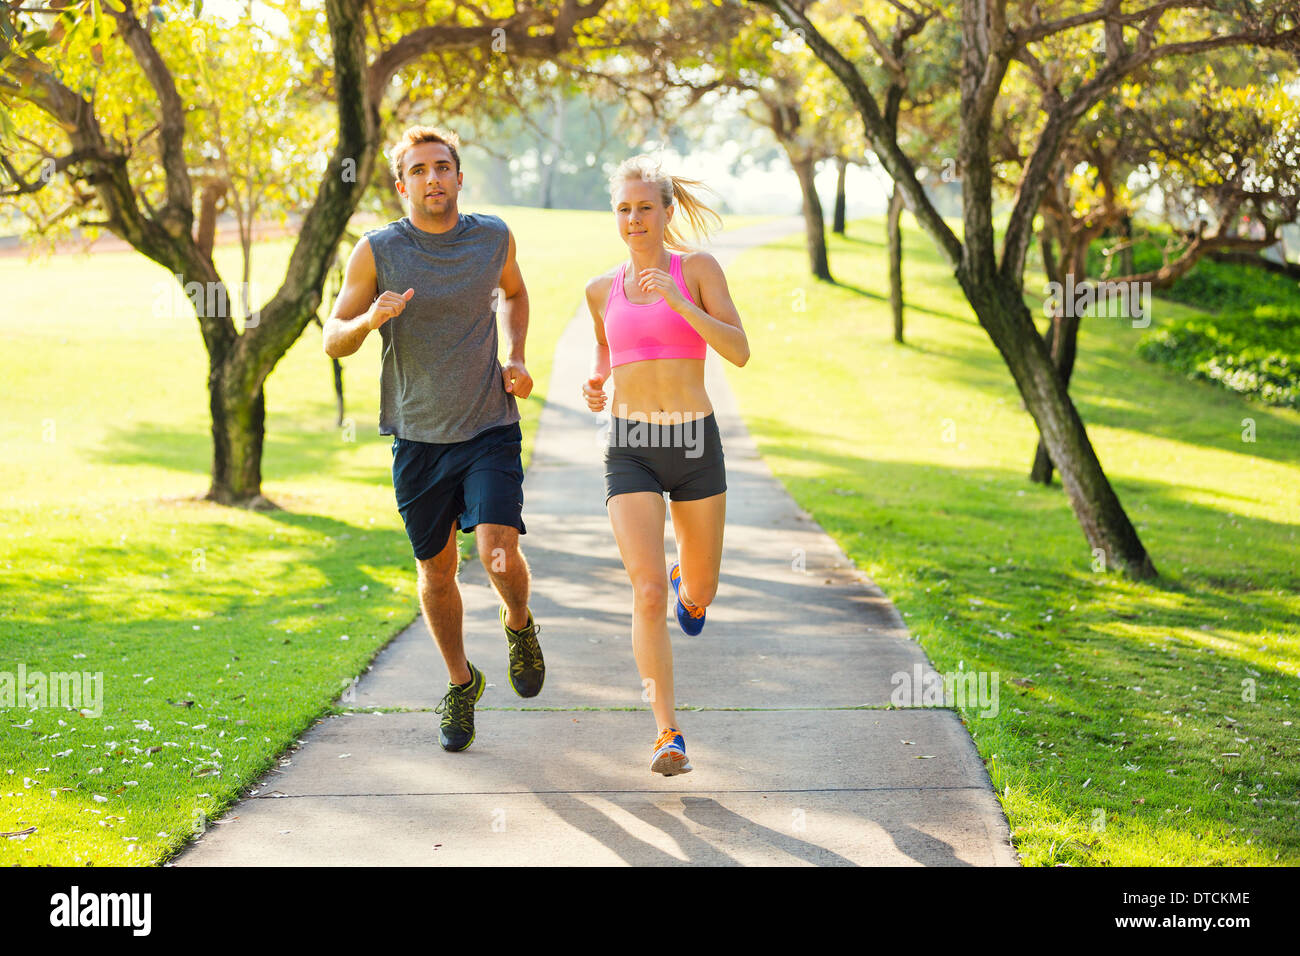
[650,726,693,776]
[669,561,706,635]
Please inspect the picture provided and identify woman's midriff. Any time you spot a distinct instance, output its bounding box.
[610,357,712,423]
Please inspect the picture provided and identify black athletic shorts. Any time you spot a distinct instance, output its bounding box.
[391,421,526,561]
[604,413,726,505]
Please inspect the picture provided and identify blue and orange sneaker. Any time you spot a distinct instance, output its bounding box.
[669,561,706,636]
[650,726,692,776]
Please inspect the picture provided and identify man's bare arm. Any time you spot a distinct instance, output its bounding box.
[323,238,412,358]
[498,227,528,364]
[497,227,533,398]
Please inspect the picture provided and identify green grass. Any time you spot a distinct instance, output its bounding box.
[0,204,770,865]
[724,218,1300,866]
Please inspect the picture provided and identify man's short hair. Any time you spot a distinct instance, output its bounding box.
[390,126,461,181]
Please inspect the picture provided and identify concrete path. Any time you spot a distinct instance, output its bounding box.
[176,217,1018,867]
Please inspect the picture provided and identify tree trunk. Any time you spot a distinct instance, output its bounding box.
[207,355,272,509]
[888,180,905,343]
[1118,213,1134,277]
[1031,226,1060,483]
[195,181,224,259]
[1029,306,1082,484]
[1030,227,1089,484]
[832,156,847,234]
[491,153,514,205]
[539,92,564,209]
[791,154,832,280]
[333,357,345,428]
[958,267,1156,578]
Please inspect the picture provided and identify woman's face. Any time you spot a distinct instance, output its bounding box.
[613,179,673,248]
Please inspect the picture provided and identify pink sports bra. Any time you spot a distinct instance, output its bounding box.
[603,253,707,368]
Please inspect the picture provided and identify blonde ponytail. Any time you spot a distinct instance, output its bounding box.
[608,156,723,252]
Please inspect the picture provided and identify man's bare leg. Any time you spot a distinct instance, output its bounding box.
[474,523,531,628]
[416,523,471,685]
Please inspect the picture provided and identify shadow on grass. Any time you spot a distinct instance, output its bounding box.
[83,419,396,485]
[86,401,551,487]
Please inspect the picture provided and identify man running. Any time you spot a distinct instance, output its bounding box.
[323,126,544,753]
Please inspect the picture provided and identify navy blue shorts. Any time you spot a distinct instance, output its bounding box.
[391,421,526,561]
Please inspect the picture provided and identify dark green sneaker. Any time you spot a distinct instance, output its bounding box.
[434,661,485,752]
[501,606,545,699]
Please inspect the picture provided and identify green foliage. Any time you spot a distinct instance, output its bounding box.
[1138,306,1300,409]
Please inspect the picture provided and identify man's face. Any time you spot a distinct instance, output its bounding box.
[398,142,462,216]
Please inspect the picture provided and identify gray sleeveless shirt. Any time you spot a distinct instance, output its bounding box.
[364,212,520,443]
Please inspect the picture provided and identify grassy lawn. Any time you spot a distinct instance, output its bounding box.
[0,204,770,865]
[723,219,1300,865]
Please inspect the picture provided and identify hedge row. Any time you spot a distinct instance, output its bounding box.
[1137,305,1300,409]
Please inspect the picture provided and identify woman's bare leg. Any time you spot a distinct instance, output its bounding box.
[607,491,678,732]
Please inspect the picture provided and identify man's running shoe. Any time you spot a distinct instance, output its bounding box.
[434,661,485,752]
[669,561,706,636]
[650,726,693,776]
[501,606,545,698]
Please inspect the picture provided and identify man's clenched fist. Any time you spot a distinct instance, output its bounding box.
[367,287,414,330]
[502,359,533,399]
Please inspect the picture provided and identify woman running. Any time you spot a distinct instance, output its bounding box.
[582,156,749,776]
